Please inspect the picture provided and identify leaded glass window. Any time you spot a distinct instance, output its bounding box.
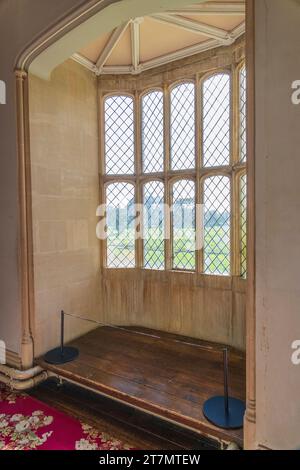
[239,66,247,163]
[240,174,247,277]
[170,83,195,171]
[204,176,231,275]
[106,183,135,268]
[102,61,246,276]
[104,95,135,175]
[203,74,230,167]
[143,181,165,269]
[142,91,164,173]
[172,180,195,270]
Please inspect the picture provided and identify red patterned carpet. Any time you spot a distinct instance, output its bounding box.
[0,385,133,450]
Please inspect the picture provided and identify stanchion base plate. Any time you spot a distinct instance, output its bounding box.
[203,396,246,429]
[44,347,79,365]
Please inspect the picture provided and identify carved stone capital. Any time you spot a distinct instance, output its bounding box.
[15,69,28,81]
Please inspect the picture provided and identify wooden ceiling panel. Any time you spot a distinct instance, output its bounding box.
[140,17,207,63]
[106,27,132,66]
[73,1,245,75]
[181,14,245,31]
[80,31,113,63]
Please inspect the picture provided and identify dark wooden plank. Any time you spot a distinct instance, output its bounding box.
[30,380,220,450]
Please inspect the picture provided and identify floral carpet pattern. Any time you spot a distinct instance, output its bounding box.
[0,385,132,450]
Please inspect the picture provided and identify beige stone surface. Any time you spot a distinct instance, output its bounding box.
[0,0,87,356]
[29,59,101,356]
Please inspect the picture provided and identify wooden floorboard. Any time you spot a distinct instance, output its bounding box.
[30,380,220,450]
[36,326,245,447]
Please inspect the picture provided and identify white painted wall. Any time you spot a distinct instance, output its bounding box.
[255,0,300,450]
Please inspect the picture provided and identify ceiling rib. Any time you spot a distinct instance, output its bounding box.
[97,20,245,76]
[72,18,245,76]
[151,14,232,43]
[131,19,141,74]
[126,39,221,74]
[95,21,129,74]
[72,3,246,77]
[72,53,98,73]
[231,22,245,38]
[167,2,245,15]
[100,65,133,75]
[97,39,225,76]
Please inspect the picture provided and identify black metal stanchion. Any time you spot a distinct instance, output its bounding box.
[44,311,79,365]
[203,348,245,429]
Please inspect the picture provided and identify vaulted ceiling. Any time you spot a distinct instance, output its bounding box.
[73,1,245,76]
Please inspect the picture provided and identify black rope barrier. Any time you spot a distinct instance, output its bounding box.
[43,310,246,430]
[62,310,227,354]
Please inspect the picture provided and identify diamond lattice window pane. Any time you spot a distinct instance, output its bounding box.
[240,174,247,278]
[204,176,231,275]
[142,91,164,173]
[143,181,165,269]
[104,96,135,175]
[239,66,247,163]
[106,183,135,268]
[170,83,195,170]
[172,180,195,270]
[203,74,230,167]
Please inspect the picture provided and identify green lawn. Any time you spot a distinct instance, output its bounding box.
[107,226,231,274]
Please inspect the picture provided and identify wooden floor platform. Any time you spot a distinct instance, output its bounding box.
[37,326,245,447]
[30,380,220,450]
